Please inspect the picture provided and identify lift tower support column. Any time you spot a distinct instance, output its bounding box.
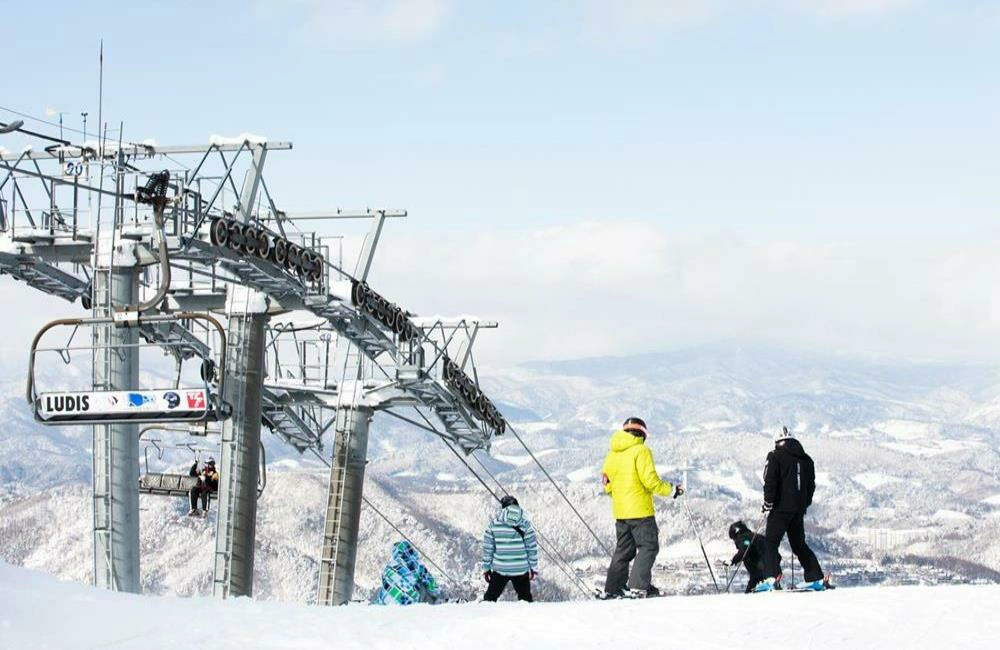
[317,403,374,606]
[212,287,268,598]
[92,258,140,592]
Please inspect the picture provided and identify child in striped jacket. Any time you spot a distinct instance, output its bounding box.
[482,495,538,602]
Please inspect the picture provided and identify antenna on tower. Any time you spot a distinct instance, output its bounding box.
[97,40,104,161]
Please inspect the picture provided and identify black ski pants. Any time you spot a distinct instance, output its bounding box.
[744,571,765,594]
[763,510,823,583]
[604,516,659,594]
[483,571,533,602]
[189,486,209,511]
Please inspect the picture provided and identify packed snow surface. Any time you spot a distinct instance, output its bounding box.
[2,562,997,650]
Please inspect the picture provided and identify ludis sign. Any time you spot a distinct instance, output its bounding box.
[35,388,211,424]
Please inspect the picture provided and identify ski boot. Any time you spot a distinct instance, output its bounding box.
[754,578,776,593]
[186,508,201,517]
[631,585,662,599]
[596,587,633,600]
[795,580,826,591]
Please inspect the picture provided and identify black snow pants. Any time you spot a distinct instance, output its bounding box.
[744,570,766,594]
[604,516,659,594]
[483,572,533,602]
[189,485,208,511]
[763,510,823,583]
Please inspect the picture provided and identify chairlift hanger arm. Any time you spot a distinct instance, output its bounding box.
[0,120,25,135]
[0,121,68,145]
[27,312,228,405]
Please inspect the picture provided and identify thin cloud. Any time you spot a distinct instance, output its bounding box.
[371,220,1000,365]
[793,0,919,19]
[294,0,452,48]
[585,0,919,32]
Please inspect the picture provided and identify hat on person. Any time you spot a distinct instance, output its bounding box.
[622,417,648,438]
[499,495,519,508]
[774,426,794,443]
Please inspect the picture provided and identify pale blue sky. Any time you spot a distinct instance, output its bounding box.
[3,1,1000,363]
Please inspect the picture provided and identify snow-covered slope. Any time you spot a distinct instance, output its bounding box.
[2,561,997,650]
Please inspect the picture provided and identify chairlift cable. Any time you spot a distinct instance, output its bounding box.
[505,422,613,556]
[388,405,594,598]
[435,436,591,598]
[468,451,595,597]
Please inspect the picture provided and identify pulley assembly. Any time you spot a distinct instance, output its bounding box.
[209,217,324,284]
[442,354,507,435]
[350,280,420,342]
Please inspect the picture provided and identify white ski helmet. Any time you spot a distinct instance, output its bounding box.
[774,426,794,442]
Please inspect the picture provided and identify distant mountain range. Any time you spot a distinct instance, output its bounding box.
[2,344,999,601]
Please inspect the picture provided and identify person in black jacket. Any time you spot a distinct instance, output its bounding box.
[757,427,825,591]
[728,520,777,593]
[187,458,219,517]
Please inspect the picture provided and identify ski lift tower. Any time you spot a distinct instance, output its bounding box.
[90,142,141,592]
[2,122,508,603]
[2,133,296,595]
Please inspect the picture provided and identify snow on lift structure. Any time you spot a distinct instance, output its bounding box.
[27,312,228,425]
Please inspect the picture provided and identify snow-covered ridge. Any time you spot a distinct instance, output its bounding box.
[3,344,1000,605]
[1,561,997,649]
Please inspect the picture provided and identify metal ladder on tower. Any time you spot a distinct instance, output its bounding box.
[212,313,250,595]
[316,342,363,605]
[91,264,116,589]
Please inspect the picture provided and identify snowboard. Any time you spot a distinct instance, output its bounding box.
[785,574,836,592]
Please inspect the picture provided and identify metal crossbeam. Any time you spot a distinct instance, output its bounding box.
[0,141,293,162]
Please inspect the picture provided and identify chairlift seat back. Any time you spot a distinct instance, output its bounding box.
[139,473,215,500]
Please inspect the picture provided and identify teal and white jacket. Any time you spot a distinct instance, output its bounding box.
[482,504,539,576]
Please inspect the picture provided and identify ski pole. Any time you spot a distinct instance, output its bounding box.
[723,513,767,593]
[680,497,720,594]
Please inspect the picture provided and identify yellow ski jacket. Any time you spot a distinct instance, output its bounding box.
[601,430,675,520]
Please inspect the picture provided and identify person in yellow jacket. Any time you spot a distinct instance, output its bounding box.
[600,417,684,598]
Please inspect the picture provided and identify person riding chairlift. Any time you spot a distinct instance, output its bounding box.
[187,457,219,517]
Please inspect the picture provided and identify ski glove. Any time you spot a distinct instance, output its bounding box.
[672,484,685,499]
[483,572,491,583]
[529,570,537,581]
[761,502,773,514]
